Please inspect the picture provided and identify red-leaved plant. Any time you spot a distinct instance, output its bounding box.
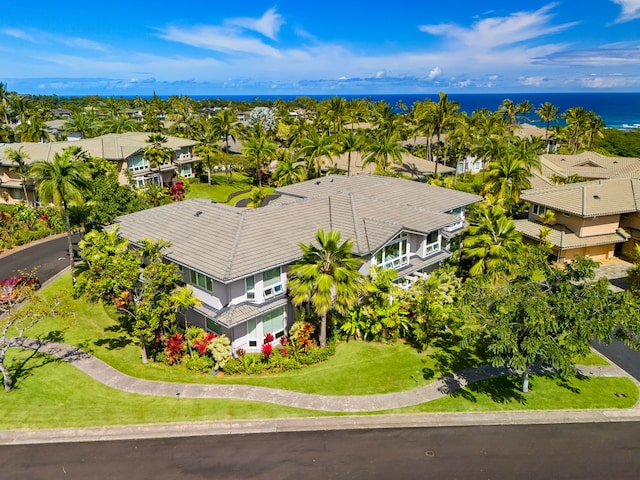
[261,343,273,358]
[164,333,185,365]
[264,332,274,343]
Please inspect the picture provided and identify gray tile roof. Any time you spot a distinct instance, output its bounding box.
[115,175,481,282]
[539,152,640,180]
[514,219,628,249]
[0,132,196,164]
[521,178,640,217]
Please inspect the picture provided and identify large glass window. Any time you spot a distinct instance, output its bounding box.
[190,269,213,292]
[127,155,148,172]
[424,230,441,255]
[247,318,257,347]
[262,307,285,339]
[262,267,283,299]
[245,276,255,300]
[375,233,409,269]
[532,204,544,216]
[206,317,222,335]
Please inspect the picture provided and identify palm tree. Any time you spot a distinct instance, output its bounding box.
[246,186,268,208]
[337,128,365,176]
[170,96,196,139]
[432,92,460,174]
[144,133,172,186]
[0,82,11,124]
[536,102,559,152]
[288,229,363,348]
[298,131,337,178]
[242,131,278,186]
[15,114,50,143]
[30,149,93,285]
[5,147,33,206]
[272,150,306,186]
[363,131,406,175]
[99,114,140,135]
[412,99,437,162]
[462,198,524,281]
[213,108,240,152]
[63,111,99,139]
[194,122,222,186]
[170,285,202,357]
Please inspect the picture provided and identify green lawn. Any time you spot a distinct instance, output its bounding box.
[185,173,255,204]
[2,273,636,431]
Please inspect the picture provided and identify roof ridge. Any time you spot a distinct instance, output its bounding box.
[347,193,362,252]
[224,212,245,280]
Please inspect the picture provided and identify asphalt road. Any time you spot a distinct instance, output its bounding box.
[593,337,640,380]
[0,233,80,284]
[2,423,640,479]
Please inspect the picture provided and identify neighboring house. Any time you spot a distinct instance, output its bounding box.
[114,174,481,352]
[529,151,640,189]
[514,178,640,262]
[0,133,198,204]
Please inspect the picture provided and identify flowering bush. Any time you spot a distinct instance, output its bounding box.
[264,332,275,343]
[164,333,185,365]
[261,343,273,359]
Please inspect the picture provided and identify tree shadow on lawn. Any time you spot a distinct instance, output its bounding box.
[422,331,485,380]
[447,376,528,405]
[9,346,63,390]
[92,324,135,351]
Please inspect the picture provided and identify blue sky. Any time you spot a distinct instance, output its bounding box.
[1,1,639,95]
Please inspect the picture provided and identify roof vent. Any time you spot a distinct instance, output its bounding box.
[194,211,203,217]
[315,181,321,185]
[613,161,618,164]
[561,158,565,161]
[593,195,600,200]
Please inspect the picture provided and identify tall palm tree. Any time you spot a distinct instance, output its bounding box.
[144,133,172,186]
[213,107,240,152]
[0,82,11,124]
[462,198,524,281]
[272,150,306,186]
[433,92,461,174]
[536,102,559,152]
[170,96,196,139]
[288,229,363,348]
[99,114,141,135]
[412,99,437,162]
[337,128,365,176]
[15,115,50,143]
[30,149,93,285]
[242,131,278,186]
[63,111,99,139]
[363,131,406,175]
[5,147,33,206]
[194,121,222,186]
[298,131,337,178]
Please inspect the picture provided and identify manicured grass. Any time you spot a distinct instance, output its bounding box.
[573,351,611,366]
[185,173,254,203]
[0,350,328,430]
[389,375,639,414]
[3,273,635,430]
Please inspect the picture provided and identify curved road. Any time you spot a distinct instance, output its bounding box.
[0,233,80,284]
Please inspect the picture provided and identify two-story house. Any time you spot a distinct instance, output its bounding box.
[0,133,198,204]
[514,178,640,262]
[114,174,481,352]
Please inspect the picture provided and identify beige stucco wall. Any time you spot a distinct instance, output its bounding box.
[557,243,615,263]
[620,212,640,231]
[579,214,620,237]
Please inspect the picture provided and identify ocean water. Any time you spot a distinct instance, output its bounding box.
[189,92,640,131]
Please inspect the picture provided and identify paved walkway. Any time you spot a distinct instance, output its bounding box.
[2,338,640,444]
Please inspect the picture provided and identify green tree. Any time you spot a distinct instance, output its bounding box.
[144,133,172,187]
[298,131,337,179]
[30,148,93,286]
[461,198,524,280]
[288,229,364,348]
[272,151,306,187]
[465,256,622,392]
[363,131,406,175]
[242,131,278,186]
[536,102,560,152]
[5,147,32,206]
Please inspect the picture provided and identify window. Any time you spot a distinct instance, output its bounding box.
[178,164,192,178]
[127,155,148,172]
[375,233,409,269]
[206,317,222,335]
[424,230,441,255]
[262,307,285,339]
[262,267,283,299]
[190,269,213,292]
[247,318,257,347]
[245,276,255,300]
[532,204,545,216]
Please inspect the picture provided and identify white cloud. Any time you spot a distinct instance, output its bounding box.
[427,67,441,80]
[578,74,640,88]
[158,25,280,57]
[1,28,36,42]
[519,76,547,86]
[612,0,640,22]
[227,7,284,40]
[419,4,576,52]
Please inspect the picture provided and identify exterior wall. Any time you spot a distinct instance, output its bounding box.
[620,212,640,231]
[621,238,640,258]
[557,244,615,263]
[579,214,620,237]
